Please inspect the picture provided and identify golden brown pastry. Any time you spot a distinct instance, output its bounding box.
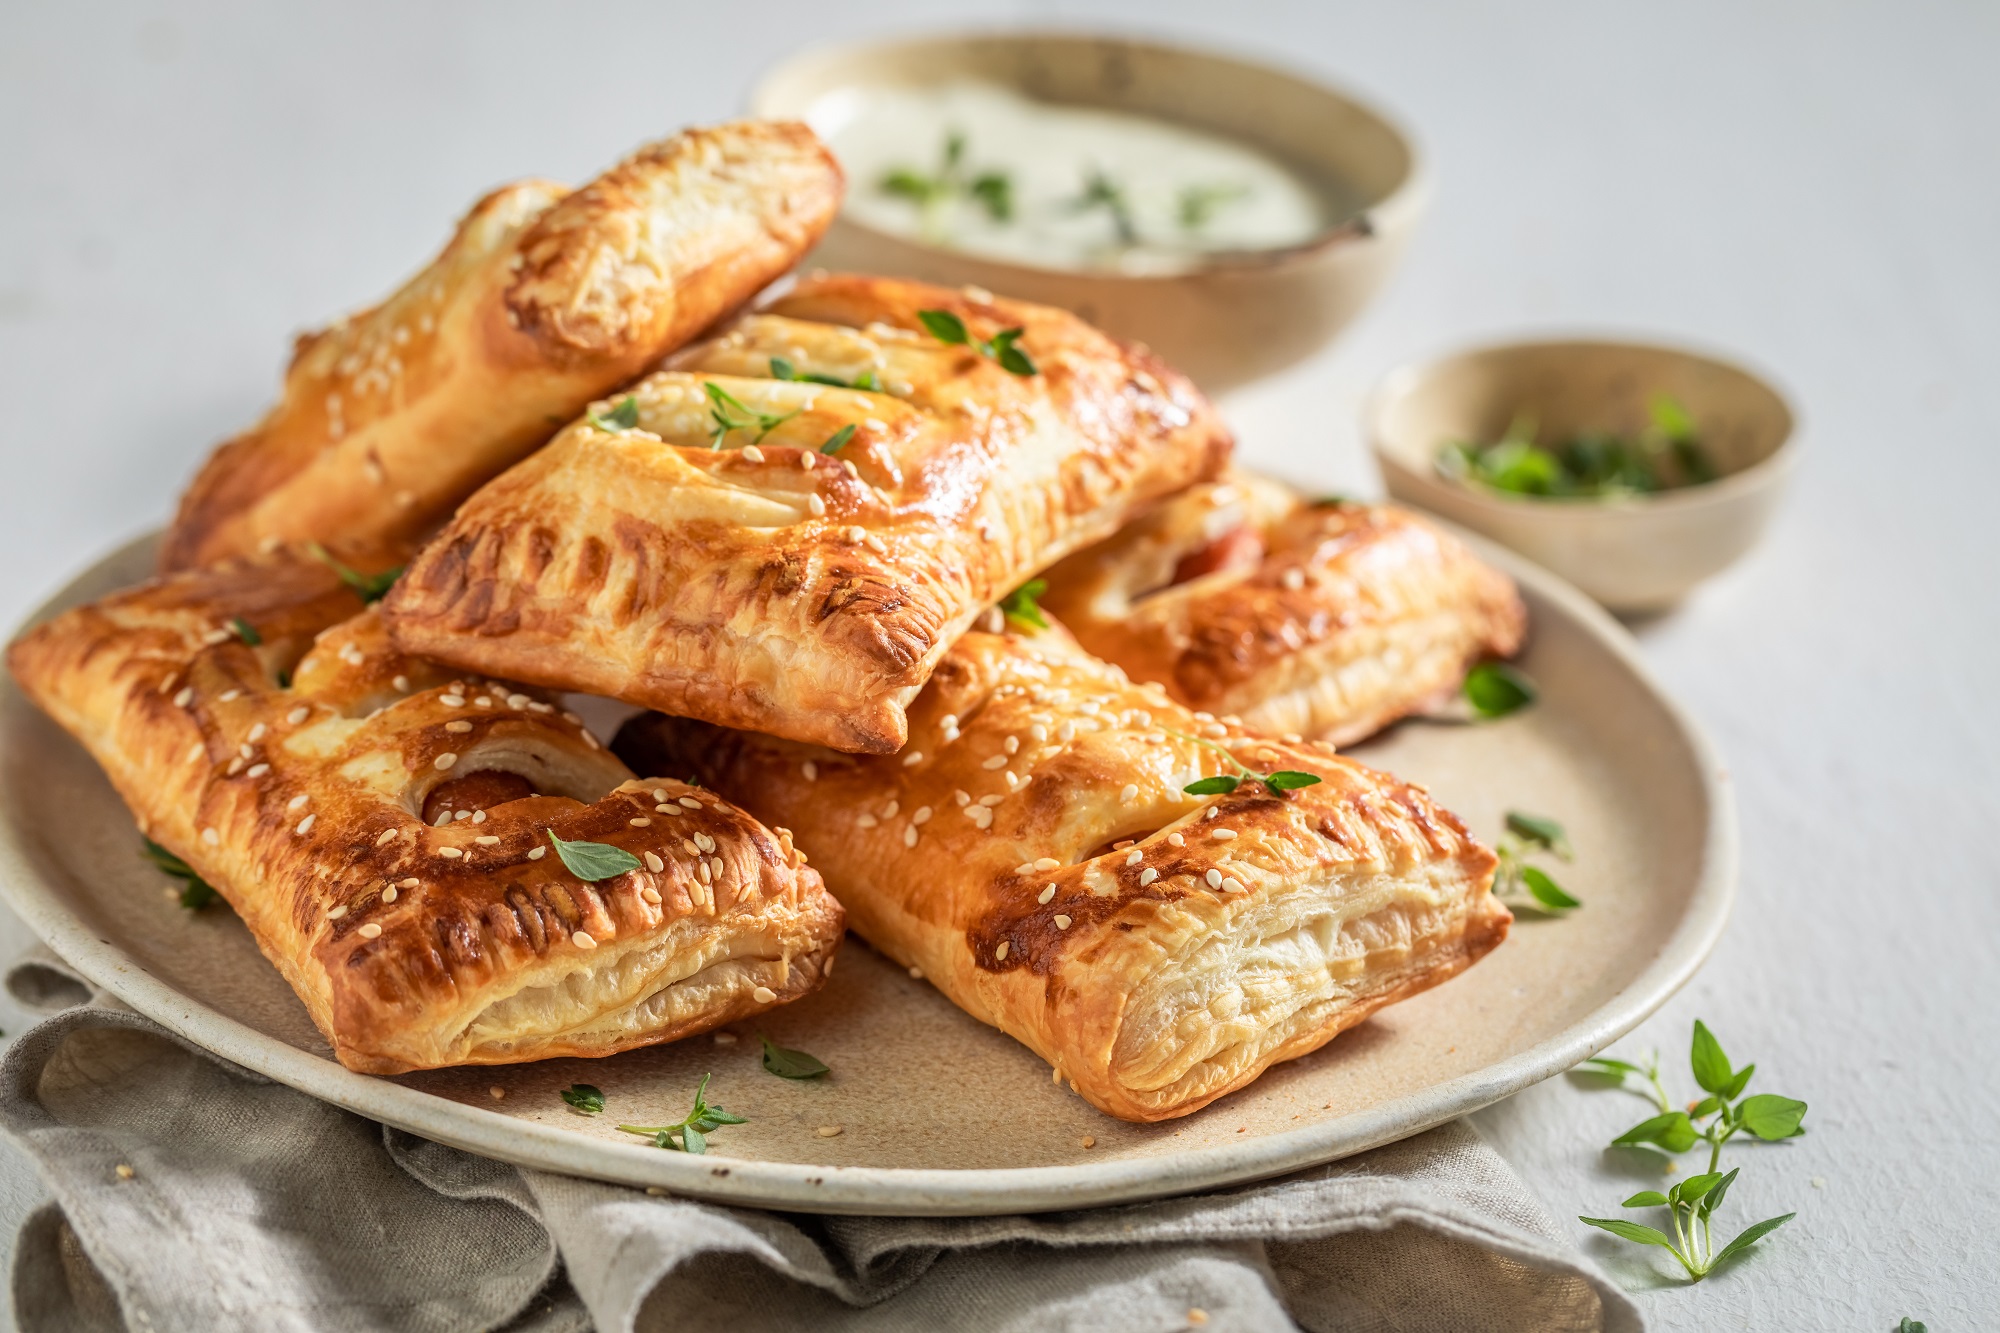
[380,273,1232,754]
[7,555,844,1074]
[161,120,843,572]
[615,621,1509,1122]
[1039,473,1527,746]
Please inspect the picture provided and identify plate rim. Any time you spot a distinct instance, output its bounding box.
[0,528,1735,1215]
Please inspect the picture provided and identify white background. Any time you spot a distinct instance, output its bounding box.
[2,3,1996,1328]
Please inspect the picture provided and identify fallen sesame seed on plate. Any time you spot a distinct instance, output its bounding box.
[489,1086,505,1099]
[816,1125,843,1138]
[713,1031,737,1045]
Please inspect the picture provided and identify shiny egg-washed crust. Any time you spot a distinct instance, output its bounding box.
[7,556,844,1074]
[379,274,1232,754]
[615,624,1509,1123]
[1040,473,1528,746]
[161,120,843,572]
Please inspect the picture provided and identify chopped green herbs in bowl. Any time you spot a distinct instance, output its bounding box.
[1439,396,1719,500]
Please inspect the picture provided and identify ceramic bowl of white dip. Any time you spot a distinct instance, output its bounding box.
[752,32,1428,391]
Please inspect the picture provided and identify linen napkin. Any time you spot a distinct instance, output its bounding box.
[0,952,1639,1333]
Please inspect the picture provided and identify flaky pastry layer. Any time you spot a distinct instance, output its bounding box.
[162,120,842,571]
[8,556,843,1073]
[616,624,1508,1122]
[1040,473,1528,744]
[379,274,1232,754]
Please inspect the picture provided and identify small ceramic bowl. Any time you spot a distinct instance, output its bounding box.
[1367,338,1797,613]
[751,32,1428,390]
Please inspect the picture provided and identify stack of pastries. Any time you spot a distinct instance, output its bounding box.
[10,119,1524,1123]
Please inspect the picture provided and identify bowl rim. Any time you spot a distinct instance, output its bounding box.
[748,25,1430,286]
[1364,331,1800,515]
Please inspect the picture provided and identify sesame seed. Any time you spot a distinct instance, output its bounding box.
[1034,857,1060,870]
[202,629,231,646]
[816,1124,843,1138]
[694,832,715,852]
[630,817,651,827]
[1037,884,1056,904]
[679,796,701,809]
[900,750,926,769]
[453,810,470,821]
[572,931,596,949]
[287,706,309,724]
[528,847,546,860]
[1119,783,1139,803]
[982,754,1008,770]
[399,878,419,888]
[296,814,316,834]
[939,713,958,731]
[640,886,662,905]
[476,697,494,708]
[201,827,219,845]
[1030,723,1047,742]
[1282,568,1305,590]
[382,886,398,903]
[798,452,815,471]
[1204,807,1219,821]
[903,826,918,848]
[327,905,347,920]
[1057,722,1076,742]
[1206,869,1224,888]
[440,695,465,707]
[1140,868,1159,885]
[246,763,270,778]
[563,711,583,725]
[753,985,777,1004]
[912,806,932,825]
[881,800,899,818]
[446,720,472,733]
[807,494,826,517]
[1016,863,1035,874]
[995,941,1010,961]
[226,758,245,776]
[979,794,1003,807]
[1002,772,1021,790]
[393,674,410,692]
[710,856,723,878]
[238,743,255,759]
[186,742,204,763]
[698,860,711,883]
[954,789,970,806]
[981,608,1003,633]
[908,965,923,979]
[1125,850,1144,866]
[1079,1134,1094,1148]
[489,1086,505,1099]
[1003,735,1019,754]
[506,693,529,710]
[1223,876,1245,892]
[471,810,487,824]
[740,444,765,463]
[652,788,669,802]
[358,923,382,939]
[173,687,194,707]
[475,835,499,846]
[644,851,664,872]
[439,847,463,859]
[969,806,993,829]
[857,813,878,828]
[433,753,458,771]
[1168,832,1185,847]
[802,760,817,781]
[1212,829,1237,841]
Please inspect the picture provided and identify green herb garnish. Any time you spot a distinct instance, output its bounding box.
[769,357,880,392]
[998,579,1049,630]
[544,830,642,882]
[587,395,640,433]
[1899,1320,1929,1332]
[1439,395,1719,499]
[228,616,261,646]
[1578,1021,1804,1282]
[879,131,1014,238]
[1463,661,1537,719]
[1177,182,1249,231]
[560,1084,605,1115]
[616,1073,747,1153]
[142,837,226,912]
[1069,168,1138,247]
[818,424,857,455]
[306,542,404,605]
[1169,731,1321,798]
[703,382,799,448]
[1493,810,1579,912]
[760,1035,830,1079]
[916,310,1036,376]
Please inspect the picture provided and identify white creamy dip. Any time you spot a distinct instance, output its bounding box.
[809,81,1338,275]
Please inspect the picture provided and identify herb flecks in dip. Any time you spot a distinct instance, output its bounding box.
[813,82,1335,275]
[1439,396,1719,500]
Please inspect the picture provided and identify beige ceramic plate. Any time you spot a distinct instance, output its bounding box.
[0,533,1731,1215]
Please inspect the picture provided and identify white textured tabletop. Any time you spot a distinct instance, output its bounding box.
[2,3,1994,1329]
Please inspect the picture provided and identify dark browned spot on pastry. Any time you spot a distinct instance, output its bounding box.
[522,526,558,582]
[423,771,538,825]
[574,537,610,595]
[1169,526,1266,587]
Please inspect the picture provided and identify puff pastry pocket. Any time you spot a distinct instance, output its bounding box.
[614,623,1509,1122]
[380,273,1232,754]
[1040,473,1528,746]
[7,556,844,1074]
[161,120,843,573]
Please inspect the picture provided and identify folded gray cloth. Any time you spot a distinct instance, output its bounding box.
[0,954,1639,1332]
